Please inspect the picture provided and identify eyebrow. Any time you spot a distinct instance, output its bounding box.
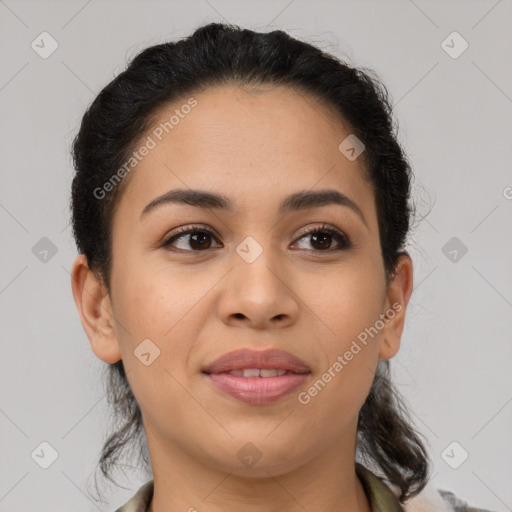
[140,188,368,227]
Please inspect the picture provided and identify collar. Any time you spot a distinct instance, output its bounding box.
[356,463,404,512]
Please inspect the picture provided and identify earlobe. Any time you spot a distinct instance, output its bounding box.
[378,253,414,360]
[70,254,122,364]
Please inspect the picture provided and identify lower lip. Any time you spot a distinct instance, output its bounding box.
[205,373,310,404]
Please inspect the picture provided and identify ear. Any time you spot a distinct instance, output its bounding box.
[378,252,414,360]
[70,254,122,364]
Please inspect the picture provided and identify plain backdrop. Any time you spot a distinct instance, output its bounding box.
[0,1,511,511]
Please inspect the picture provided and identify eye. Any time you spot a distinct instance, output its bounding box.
[161,225,222,252]
[161,223,352,253]
[291,224,351,252]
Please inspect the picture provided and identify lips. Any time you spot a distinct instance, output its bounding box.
[202,348,311,404]
[201,348,311,375]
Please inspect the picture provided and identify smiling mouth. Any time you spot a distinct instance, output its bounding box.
[201,348,311,404]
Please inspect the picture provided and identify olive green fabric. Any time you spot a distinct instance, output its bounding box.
[355,462,404,512]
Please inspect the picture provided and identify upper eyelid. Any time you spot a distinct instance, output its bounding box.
[165,224,221,241]
[165,223,346,238]
[294,223,345,238]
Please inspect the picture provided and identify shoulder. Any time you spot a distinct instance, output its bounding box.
[435,488,495,512]
[356,463,496,512]
[395,478,495,512]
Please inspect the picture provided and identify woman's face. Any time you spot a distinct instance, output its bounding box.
[73,84,412,478]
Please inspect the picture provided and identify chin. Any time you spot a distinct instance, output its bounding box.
[200,439,315,479]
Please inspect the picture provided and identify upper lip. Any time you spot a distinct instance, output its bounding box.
[202,348,311,374]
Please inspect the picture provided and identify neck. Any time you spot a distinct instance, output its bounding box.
[146,425,372,512]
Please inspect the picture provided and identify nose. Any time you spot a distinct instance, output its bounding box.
[217,255,300,330]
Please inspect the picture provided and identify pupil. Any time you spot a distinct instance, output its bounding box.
[191,232,210,249]
[312,233,331,250]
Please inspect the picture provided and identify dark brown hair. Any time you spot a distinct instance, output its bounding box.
[70,22,430,504]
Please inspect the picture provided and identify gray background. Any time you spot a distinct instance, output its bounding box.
[1,0,511,511]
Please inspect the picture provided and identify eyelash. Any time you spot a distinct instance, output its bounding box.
[161,223,352,253]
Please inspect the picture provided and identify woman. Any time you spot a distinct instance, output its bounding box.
[69,22,493,512]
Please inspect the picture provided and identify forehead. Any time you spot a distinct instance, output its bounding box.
[114,84,375,225]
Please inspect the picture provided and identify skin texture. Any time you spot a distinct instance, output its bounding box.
[71,85,413,512]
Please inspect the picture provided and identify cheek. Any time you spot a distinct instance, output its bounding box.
[298,332,379,428]
[299,259,383,403]
[296,355,377,454]
[111,266,208,412]
[113,258,202,337]
[112,261,220,380]
[303,259,385,344]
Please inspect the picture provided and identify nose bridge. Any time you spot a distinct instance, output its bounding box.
[235,233,267,266]
[219,232,298,326]
[235,233,282,298]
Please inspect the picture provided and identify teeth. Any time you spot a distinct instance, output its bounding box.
[225,368,288,377]
[243,368,260,378]
[260,369,278,377]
